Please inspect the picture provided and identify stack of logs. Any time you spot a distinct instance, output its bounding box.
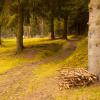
[58,68,97,90]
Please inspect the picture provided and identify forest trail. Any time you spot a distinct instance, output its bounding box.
[0,40,77,100]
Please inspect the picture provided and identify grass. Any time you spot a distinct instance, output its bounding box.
[64,37,88,68]
[33,37,88,80]
[30,37,100,100]
[0,36,100,100]
[0,37,66,74]
[55,84,100,100]
[54,38,100,100]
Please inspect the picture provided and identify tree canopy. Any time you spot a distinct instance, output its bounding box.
[0,0,89,52]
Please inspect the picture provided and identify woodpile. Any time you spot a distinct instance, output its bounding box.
[58,68,97,90]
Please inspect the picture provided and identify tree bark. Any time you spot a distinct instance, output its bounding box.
[50,16,55,39]
[40,19,44,37]
[0,25,1,45]
[88,0,100,80]
[16,0,24,53]
[63,16,68,40]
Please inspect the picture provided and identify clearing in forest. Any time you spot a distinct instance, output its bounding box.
[0,38,100,100]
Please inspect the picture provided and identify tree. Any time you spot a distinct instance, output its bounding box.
[16,0,24,52]
[32,0,89,39]
[34,0,59,39]
[0,19,1,45]
[57,0,89,39]
[88,0,100,80]
[8,0,31,53]
[0,0,5,45]
[57,0,77,39]
[7,0,24,53]
[71,0,89,35]
[50,15,55,39]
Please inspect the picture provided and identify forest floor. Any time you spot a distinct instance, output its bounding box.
[0,37,100,100]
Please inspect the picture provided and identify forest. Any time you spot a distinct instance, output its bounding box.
[0,0,100,100]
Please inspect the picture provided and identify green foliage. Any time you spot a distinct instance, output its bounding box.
[7,14,17,28]
[1,0,89,39]
[0,0,5,23]
[0,0,4,13]
[54,19,64,36]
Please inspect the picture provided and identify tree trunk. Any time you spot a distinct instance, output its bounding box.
[40,19,44,37]
[50,16,55,39]
[88,0,100,80]
[63,16,68,40]
[0,25,1,45]
[16,0,24,53]
[27,26,31,38]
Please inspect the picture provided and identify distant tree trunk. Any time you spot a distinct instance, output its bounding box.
[88,0,100,80]
[77,23,81,35]
[16,0,24,53]
[63,16,68,40]
[0,25,1,45]
[27,25,31,38]
[50,16,55,39]
[40,19,44,37]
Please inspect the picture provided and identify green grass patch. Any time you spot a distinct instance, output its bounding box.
[55,84,100,100]
[0,38,66,74]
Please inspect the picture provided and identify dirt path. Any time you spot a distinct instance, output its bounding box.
[0,41,77,100]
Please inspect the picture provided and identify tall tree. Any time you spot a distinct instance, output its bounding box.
[0,0,5,45]
[57,0,89,39]
[8,0,31,53]
[17,0,24,53]
[34,0,58,39]
[0,17,1,45]
[88,0,100,80]
[71,0,89,35]
[50,15,55,39]
[57,0,76,39]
